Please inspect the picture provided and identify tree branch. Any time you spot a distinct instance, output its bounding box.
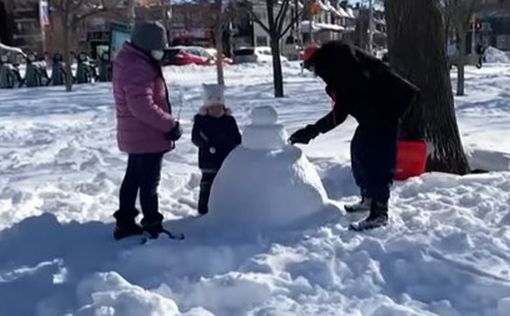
[278,9,303,40]
[70,0,86,13]
[73,0,124,24]
[275,0,288,28]
[276,0,290,33]
[243,5,271,35]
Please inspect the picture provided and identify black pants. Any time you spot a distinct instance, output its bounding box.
[351,127,398,203]
[198,171,217,214]
[115,152,164,226]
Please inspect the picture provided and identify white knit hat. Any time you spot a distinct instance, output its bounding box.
[202,83,225,107]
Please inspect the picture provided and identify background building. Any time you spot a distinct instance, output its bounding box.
[0,0,43,53]
[476,0,510,51]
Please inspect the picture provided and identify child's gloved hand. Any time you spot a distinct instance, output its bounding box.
[209,147,216,154]
[289,125,319,144]
[167,121,183,141]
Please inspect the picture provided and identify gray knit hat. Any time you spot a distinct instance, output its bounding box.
[130,21,168,51]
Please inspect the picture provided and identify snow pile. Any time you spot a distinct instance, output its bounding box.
[76,272,184,316]
[466,148,510,171]
[484,46,510,64]
[208,106,330,230]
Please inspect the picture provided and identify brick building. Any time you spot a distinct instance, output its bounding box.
[168,3,218,47]
[0,0,43,53]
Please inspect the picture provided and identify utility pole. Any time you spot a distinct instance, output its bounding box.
[294,0,300,46]
[471,13,476,54]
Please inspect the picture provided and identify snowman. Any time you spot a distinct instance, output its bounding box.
[207,106,330,230]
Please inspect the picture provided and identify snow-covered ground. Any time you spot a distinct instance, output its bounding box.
[1,61,510,316]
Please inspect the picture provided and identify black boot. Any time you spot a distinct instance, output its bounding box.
[113,209,143,240]
[349,200,389,231]
[344,196,372,213]
[141,219,163,239]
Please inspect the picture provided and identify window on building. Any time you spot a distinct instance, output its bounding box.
[256,36,267,46]
[496,34,510,50]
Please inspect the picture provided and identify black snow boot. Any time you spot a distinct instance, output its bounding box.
[113,220,144,240]
[344,196,372,213]
[141,220,164,239]
[113,209,143,240]
[349,200,389,231]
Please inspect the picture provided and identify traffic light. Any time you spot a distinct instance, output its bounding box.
[310,2,320,16]
[471,22,482,30]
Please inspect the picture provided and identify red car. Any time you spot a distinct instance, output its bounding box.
[162,46,214,66]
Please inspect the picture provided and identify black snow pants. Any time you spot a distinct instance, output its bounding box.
[198,171,217,215]
[350,126,398,204]
[115,152,165,227]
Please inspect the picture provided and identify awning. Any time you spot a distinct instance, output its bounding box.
[345,7,356,19]
[299,20,346,33]
[327,1,350,18]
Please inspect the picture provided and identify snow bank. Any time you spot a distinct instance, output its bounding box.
[485,47,510,64]
[466,148,510,171]
[76,272,183,316]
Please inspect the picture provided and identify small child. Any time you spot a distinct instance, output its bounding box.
[192,84,241,215]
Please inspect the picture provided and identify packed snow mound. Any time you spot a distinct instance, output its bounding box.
[208,106,329,229]
[77,272,211,316]
[485,46,510,64]
[466,148,510,171]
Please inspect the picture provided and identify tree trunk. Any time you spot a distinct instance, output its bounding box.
[215,29,225,85]
[303,0,313,45]
[62,14,73,92]
[385,0,470,174]
[127,0,136,24]
[457,28,466,96]
[271,36,284,97]
[266,0,284,97]
[215,0,225,85]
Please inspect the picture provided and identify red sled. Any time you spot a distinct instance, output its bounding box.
[395,140,428,180]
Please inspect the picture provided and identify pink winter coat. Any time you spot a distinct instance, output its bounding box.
[113,43,176,154]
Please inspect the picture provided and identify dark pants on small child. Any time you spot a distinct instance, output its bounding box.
[198,171,217,214]
[115,152,164,227]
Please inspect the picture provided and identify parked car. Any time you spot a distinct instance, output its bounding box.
[161,46,214,66]
[205,48,233,64]
[233,47,289,64]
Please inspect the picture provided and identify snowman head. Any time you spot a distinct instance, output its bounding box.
[250,106,278,125]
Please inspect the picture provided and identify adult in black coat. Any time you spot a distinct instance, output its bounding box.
[192,103,241,215]
[289,41,419,230]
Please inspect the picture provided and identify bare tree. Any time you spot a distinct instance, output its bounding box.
[385,0,470,174]
[239,0,302,97]
[441,0,481,96]
[126,0,136,24]
[51,0,124,92]
[214,0,226,85]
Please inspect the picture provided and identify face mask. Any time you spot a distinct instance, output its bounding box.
[151,50,164,61]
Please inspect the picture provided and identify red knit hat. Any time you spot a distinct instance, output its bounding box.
[303,44,320,63]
